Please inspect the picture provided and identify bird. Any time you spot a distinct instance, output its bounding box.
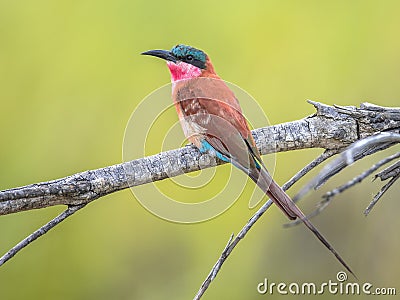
[142,44,354,276]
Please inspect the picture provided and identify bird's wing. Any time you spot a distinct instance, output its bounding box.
[199,95,266,170]
[174,76,264,173]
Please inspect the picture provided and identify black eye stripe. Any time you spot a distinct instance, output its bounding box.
[174,52,206,69]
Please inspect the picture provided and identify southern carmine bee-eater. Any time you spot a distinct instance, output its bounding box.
[142,44,354,276]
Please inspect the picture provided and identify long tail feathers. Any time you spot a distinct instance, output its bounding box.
[256,167,356,278]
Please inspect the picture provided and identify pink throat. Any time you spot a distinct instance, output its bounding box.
[167,61,202,82]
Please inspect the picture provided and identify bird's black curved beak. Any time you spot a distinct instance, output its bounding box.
[141,49,177,63]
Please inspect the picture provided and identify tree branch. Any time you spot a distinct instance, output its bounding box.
[285,133,400,227]
[1,101,398,216]
[0,204,85,266]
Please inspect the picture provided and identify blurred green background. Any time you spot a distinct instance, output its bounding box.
[0,0,399,299]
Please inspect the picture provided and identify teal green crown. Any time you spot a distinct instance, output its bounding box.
[171,44,206,62]
[171,44,207,69]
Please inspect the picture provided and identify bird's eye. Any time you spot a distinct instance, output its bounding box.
[186,55,194,61]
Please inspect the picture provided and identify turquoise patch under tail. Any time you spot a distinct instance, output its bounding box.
[199,140,230,163]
